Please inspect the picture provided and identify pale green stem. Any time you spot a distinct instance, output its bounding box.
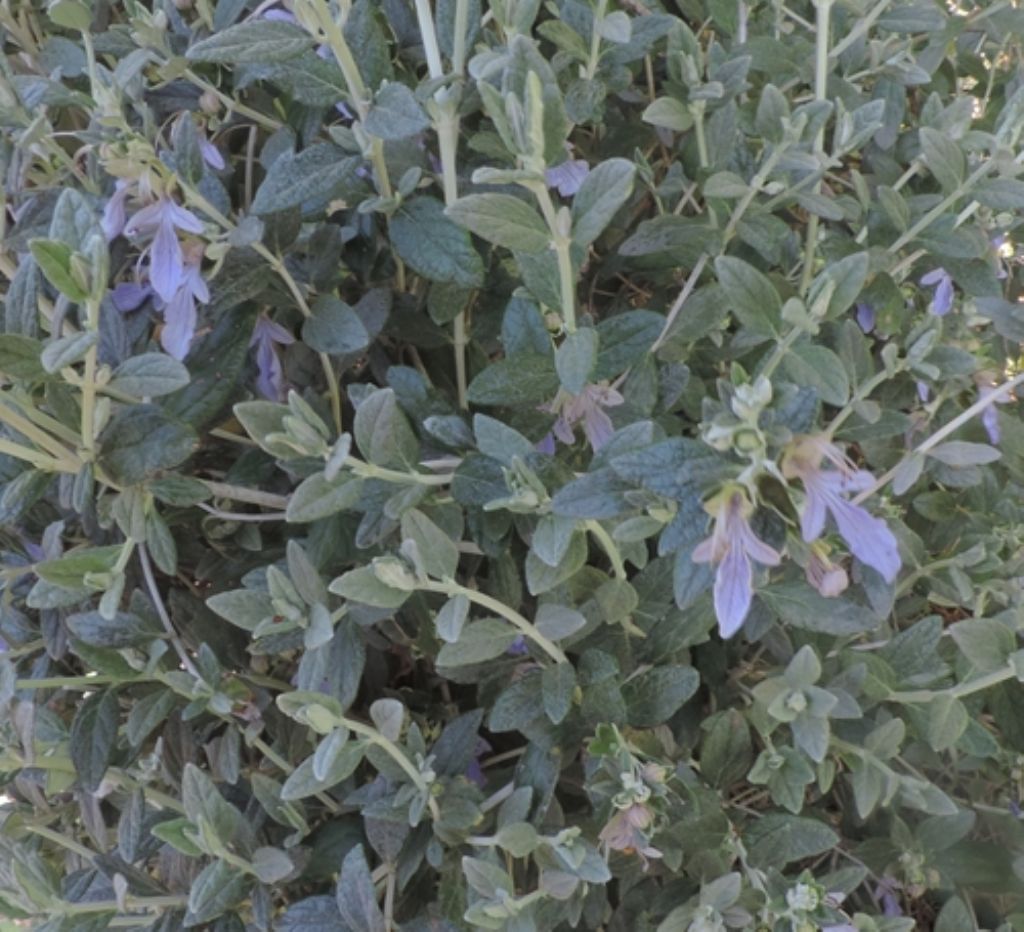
[886,662,1017,704]
[183,68,281,131]
[650,254,709,353]
[825,364,903,437]
[852,372,1024,504]
[51,895,188,917]
[757,326,802,381]
[201,481,289,509]
[798,0,833,296]
[886,158,995,255]
[721,146,786,244]
[17,675,117,690]
[413,0,444,78]
[693,101,709,171]
[307,0,400,232]
[345,456,453,486]
[80,296,101,458]
[0,438,70,471]
[586,520,626,581]
[584,0,608,80]
[338,715,441,820]
[25,824,96,861]
[421,579,569,664]
[532,184,576,332]
[452,0,470,74]
[0,401,79,465]
[138,543,200,679]
[436,105,468,408]
[828,0,892,60]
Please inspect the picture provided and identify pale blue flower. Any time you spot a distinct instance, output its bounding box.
[250,315,295,400]
[855,302,875,333]
[124,196,204,303]
[539,383,624,453]
[199,134,225,171]
[111,281,152,312]
[546,159,590,197]
[920,267,954,316]
[160,245,208,360]
[102,180,132,240]
[979,383,1007,445]
[785,438,900,583]
[692,490,781,638]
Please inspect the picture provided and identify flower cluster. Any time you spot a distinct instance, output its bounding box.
[694,437,901,638]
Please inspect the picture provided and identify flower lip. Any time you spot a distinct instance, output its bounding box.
[692,489,781,639]
[785,437,901,583]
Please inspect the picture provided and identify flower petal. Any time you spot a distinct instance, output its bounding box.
[199,137,226,171]
[583,406,615,452]
[165,201,205,235]
[828,496,901,583]
[800,485,828,542]
[919,267,946,286]
[148,217,184,303]
[691,534,715,564]
[930,274,954,316]
[714,545,753,638]
[739,524,781,566]
[160,288,197,360]
[123,200,164,238]
[111,281,152,313]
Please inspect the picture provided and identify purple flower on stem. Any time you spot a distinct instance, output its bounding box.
[102,180,135,241]
[124,195,204,303]
[159,243,208,360]
[250,314,295,400]
[692,489,781,638]
[805,548,849,598]
[538,383,625,453]
[465,737,492,789]
[199,135,225,171]
[783,437,901,583]
[854,302,875,333]
[920,267,954,316]
[111,281,153,313]
[916,381,930,403]
[546,159,590,197]
[979,382,1008,445]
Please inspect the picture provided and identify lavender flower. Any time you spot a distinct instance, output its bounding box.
[505,634,529,657]
[250,315,295,400]
[691,489,781,638]
[198,134,225,171]
[124,195,204,303]
[538,383,624,453]
[598,803,662,867]
[783,437,901,583]
[111,281,152,313]
[979,382,1009,445]
[160,243,208,360]
[102,180,133,240]
[805,549,849,598]
[465,737,492,789]
[546,159,590,197]
[854,302,875,333]
[920,267,954,316]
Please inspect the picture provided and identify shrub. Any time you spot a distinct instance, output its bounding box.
[1,0,1023,928]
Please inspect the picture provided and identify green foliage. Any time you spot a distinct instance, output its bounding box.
[2,0,1024,929]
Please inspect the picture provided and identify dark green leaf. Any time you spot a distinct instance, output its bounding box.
[69,689,119,791]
